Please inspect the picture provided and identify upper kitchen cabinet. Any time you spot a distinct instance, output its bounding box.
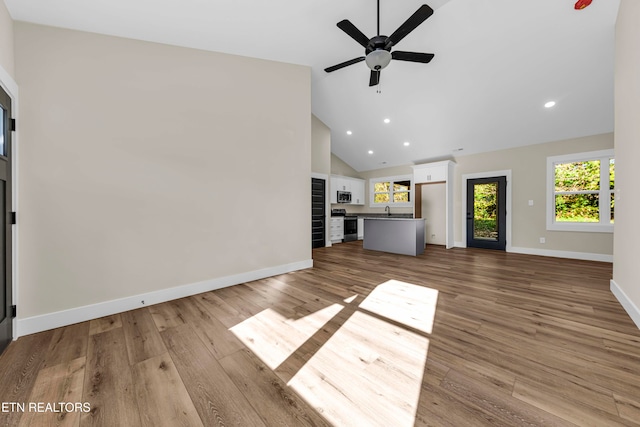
[330,175,365,205]
[350,178,365,205]
[333,176,351,192]
[413,161,450,183]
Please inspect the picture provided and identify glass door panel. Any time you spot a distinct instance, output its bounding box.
[473,182,498,241]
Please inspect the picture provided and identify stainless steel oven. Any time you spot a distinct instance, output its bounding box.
[343,216,357,241]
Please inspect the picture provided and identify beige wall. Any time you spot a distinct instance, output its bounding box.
[311,115,331,175]
[332,134,614,255]
[330,153,360,178]
[0,0,13,77]
[331,158,415,215]
[15,23,311,319]
[421,183,446,245]
[355,164,415,215]
[613,0,640,322]
[453,133,614,254]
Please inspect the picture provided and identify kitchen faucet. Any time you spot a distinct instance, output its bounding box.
[385,205,391,216]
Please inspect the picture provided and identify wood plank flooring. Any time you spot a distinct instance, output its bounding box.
[1,243,640,426]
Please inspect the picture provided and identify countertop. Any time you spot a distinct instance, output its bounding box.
[352,213,414,219]
[364,217,425,221]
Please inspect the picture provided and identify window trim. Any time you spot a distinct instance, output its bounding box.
[546,149,614,233]
[369,174,412,208]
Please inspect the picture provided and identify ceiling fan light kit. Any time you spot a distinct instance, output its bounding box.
[324,1,435,87]
[365,49,392,70]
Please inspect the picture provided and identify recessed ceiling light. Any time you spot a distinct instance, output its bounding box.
[368,150,374,155]
[544,101,556,108]
[383,118,391,124]
[403,141,410,146]
[346,130,352,135]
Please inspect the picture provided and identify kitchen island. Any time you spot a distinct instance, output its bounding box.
[363,218,426,256]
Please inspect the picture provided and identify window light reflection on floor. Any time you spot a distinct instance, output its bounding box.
[359,279,438,334]
[229,279,439,426]
[230,303,344,370]
[288,310,429,426]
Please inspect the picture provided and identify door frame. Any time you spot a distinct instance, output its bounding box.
[0,64,18,342]
[461,170,512,251]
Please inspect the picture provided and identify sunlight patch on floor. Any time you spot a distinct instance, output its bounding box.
[230,279,439,425]
[287,310,429,427]
[343,294,358,303]
[229,303,344,369]
[359,279,439,334]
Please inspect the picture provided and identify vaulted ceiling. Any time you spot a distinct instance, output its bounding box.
[5,0,620,171]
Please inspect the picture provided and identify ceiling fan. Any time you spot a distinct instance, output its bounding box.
[324,1,435,87]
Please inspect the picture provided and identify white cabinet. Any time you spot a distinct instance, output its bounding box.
[331,176,351,193]
[413,162,447,183]
[330,217,344,243]
[350,179,365,205]
[357,218,364,240]
[329,176,345,204]
[330,175,366,205]
[337,177,352,192]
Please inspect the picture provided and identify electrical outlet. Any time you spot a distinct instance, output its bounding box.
[539,237,545,244]
[528,200,534,206]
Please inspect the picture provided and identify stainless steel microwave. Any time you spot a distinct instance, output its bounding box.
[337,191,352,203]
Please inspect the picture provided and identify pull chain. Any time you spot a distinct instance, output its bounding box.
[376,71,382,94]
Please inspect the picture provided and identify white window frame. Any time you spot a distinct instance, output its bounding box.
[369,174,412,208]
[546,149,614,233]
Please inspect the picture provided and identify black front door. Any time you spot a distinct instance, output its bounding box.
[466,176,506,250]
[311,178,326,249]
[0,84,13,355]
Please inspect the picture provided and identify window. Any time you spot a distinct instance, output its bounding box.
[547,149,614,232]
[370,175,412,207]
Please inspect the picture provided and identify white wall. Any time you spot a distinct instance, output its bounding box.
[14,23,311,329]
[612,0,640,328]
[0,0,13,78]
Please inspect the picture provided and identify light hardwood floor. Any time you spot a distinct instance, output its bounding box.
[1,243,640,426]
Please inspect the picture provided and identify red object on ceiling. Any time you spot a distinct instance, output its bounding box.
[575,0,593,9]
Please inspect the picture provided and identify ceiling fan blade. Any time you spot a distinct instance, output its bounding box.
[337,20,370,48]
[325,57,366,73]
[369,70,380,87]
[387,4,434,47]
[392,51,435,63]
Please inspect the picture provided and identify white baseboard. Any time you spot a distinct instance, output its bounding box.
[509,246,612,263]
[16,259,313,337]
[451,242,611,262]
[611,279,640,330]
